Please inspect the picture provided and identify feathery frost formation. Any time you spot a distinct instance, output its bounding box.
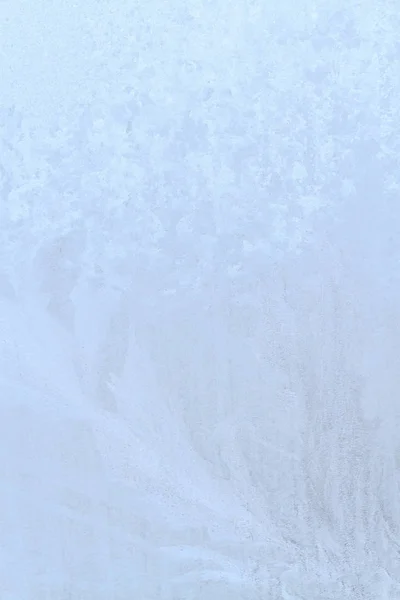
[1,0,400,597]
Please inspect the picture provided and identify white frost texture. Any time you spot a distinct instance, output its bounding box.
[1,0,400,598]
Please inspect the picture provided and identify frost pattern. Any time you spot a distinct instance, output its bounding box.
[1,0,400,598]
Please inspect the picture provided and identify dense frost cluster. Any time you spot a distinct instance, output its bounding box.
[1,0,400,598]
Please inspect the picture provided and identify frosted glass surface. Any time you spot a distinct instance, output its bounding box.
[1,0,400,597]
